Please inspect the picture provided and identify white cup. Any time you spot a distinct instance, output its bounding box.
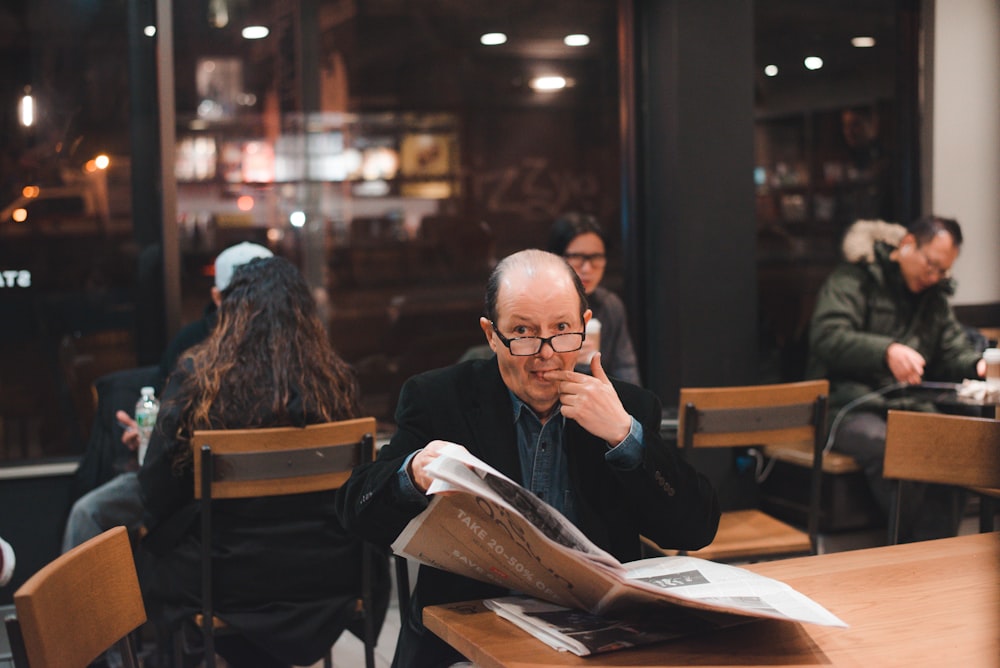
[581,318,602,364]
[983,348,1000,390]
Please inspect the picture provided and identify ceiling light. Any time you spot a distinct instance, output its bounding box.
[851,36,876,48]
[764,64,779,77]
[803,56,824,71]
[143,25,156,37]
[564,34,590,47]
[480,32,507,46]
[242,26,269,40]
[530,76,567,92]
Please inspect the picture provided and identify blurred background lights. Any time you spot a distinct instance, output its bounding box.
[241,26,269,40]
[143,25,156,37]
[19,88,34,127]
[12,209,27,223]
[803,56,824,70]
[563,34,590,47]
[530,75,567,91]
[236,195,254,211]
[289,211,306,228]
[764,64,779,77]
[851,36,876,48]
[480,32,507,46]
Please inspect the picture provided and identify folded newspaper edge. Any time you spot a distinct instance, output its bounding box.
[392,442,847,629]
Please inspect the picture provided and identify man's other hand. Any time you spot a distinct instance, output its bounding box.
[544,353,632,445]
[409,440,471,493]
[885,342,926,385]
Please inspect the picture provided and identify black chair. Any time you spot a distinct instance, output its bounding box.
[645,380,829,562]
[186,417,381,668]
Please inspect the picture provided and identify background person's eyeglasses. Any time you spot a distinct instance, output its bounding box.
[916,246,951,279]
[490,321,585,356]
[563,252,607,269]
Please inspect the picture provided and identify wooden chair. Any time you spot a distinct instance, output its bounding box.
[883,410,1000,544]
[4,526,146,668]
[654,380,829,562]
[187,417,379,668]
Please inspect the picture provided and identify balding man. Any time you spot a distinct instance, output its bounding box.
[338,249,720,668]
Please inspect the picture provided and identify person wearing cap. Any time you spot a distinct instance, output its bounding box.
[61,242,273,553]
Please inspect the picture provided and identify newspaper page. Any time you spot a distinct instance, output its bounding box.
[483,596,748,656]
[391,442,846,628]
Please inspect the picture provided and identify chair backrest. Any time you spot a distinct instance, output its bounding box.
[884,409,1000,543]
[190,417,378,668]
[678,380,829,450]
[192,417,377,500]
[5,526,146,668]
[678,379,829,553]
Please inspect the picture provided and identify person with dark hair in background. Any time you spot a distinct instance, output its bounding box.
[547,212,641,385]
[139,256,389,668]
[806,215,987,542]
[337,249,719,668]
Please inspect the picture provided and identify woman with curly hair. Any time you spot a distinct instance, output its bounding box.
[139,256,388,668]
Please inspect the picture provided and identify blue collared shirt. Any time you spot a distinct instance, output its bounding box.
[509,392,645,525]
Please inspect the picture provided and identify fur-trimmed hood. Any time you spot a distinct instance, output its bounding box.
[841,219,906,263]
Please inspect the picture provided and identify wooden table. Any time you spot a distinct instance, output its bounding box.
[424,532,1000,667]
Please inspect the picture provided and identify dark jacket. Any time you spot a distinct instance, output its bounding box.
[336,357,719,668]
[138,365,390,666]
[806,220,981,415]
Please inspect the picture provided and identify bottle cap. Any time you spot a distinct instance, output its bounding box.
[141,386,155,396]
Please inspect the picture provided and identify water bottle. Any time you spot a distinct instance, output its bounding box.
[135,386,160,466]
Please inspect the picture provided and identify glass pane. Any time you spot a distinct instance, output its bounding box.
[754,0,900,382]
[0,3,135,463]
[171,1,622,424]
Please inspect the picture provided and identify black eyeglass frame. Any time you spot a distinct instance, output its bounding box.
[489,321,586,356]
[562,252,607,267]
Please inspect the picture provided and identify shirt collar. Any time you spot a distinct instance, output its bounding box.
[509,390,565,427]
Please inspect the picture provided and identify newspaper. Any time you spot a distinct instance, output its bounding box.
[483,596,748,656]
[391,442,846,631]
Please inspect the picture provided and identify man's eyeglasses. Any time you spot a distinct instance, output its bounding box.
[490,321,585,356]
[563,253,607,269]
[916,246,951,280]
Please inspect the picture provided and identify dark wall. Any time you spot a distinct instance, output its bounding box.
[0,467,76,604]
[632,0,758,406]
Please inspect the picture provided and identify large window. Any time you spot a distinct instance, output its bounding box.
[754,0,904,382]
[0,2,134,461]
[169,1,623,424]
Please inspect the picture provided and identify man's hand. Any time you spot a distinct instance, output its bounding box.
[885,342,926,385]
[543,353,632,445]
[116,409,140,451]
[409,440,470,493]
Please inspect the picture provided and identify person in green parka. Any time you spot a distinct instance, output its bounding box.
[806,215,987,542]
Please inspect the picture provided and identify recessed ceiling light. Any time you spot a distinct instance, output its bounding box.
[530,76,567,92]
[143,25,156,37]
[764,64,779,77]
[803,56,824,71]
[480,32,507,46]
[564,34,590,47]
[242,26,269,40]
[851,36,876,48]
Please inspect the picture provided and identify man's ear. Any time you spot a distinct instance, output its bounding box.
[899,233,916,253]
[479,317,497,351]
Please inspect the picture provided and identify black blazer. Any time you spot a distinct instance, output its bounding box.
[337,357,720,668]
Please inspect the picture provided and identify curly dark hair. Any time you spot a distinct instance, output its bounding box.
[169,256,360,469]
